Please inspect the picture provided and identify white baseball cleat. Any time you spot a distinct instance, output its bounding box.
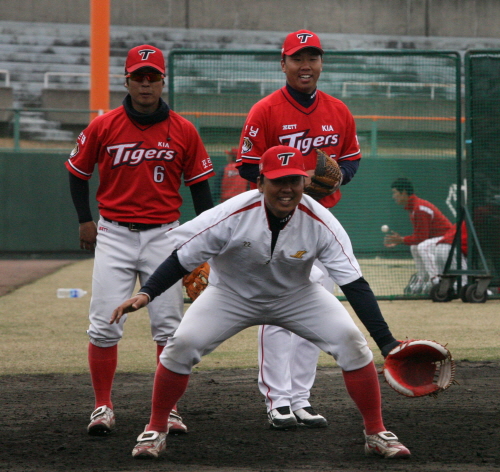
[87,405,115,436]
[268,406,298,430]
[132,428,167,459]
[168,410,188,434]
[364,430,411,458]
[293,406,328,428]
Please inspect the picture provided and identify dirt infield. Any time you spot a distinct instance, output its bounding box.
[1,260,499,471]
[1,363,500,472]
[0,259,74,297]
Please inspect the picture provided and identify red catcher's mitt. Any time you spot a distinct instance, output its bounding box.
[304,148,343,201]
[183,262,210,301]
[383,339,456,397]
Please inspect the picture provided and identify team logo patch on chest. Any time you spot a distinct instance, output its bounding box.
[107,142,177,167]
[290,250,307,259]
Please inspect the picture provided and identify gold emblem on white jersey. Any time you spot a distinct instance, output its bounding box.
[290,250,307,259]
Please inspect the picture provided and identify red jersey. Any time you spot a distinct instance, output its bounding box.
[438,222,467,256]
[237,86,361,208]
[403,195,453,246]
[65,106,214,224]
[220,161,249,202]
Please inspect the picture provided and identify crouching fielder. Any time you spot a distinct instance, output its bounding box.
[111,145,411,460]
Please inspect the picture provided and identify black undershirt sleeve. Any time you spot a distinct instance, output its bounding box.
[190,180,214,215]
[339,276,398,355]
[68,172,93,223]
[138,250,190,302]
[238,162,260,183]
[339,159,360,185]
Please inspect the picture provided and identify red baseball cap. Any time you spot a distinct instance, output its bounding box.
[281,30,324,57]
[259,146,308,179]
[125,45,165,74]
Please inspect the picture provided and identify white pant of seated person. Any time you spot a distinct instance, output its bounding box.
[412,237,467,287]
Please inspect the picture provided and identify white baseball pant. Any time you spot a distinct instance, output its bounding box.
[87,217,184,348]
[160,282,373,376]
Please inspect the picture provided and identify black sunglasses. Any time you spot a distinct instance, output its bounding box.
[126,72,164,83]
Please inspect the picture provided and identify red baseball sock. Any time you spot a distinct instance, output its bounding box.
[342,361,385,435]
[156,343,165,365]
[156,344,181,411]
[146,363,190,433]
[156,343,179,414]
[88,343,117,410]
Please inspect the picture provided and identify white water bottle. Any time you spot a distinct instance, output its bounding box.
[56,288,87,298]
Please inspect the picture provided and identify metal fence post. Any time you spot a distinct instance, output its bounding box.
[12,108,20,151]
[370,119,378,157]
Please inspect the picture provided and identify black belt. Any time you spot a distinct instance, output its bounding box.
[103,217,164,232]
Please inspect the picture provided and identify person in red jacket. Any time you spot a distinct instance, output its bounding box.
[215,147,250,203]
[384,177,453,294]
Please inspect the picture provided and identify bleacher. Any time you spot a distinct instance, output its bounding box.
[0,20,468,141]
[0,20,285,140]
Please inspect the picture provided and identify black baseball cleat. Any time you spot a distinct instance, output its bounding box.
[268,406,298,430]
[293,406,328,428]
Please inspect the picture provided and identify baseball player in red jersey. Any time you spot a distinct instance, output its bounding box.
[110,145,411,460]
[385,177,453,293]
[65,44,215,437]
[237,30,400,429]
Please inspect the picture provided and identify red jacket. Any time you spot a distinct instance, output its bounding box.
[438,221,467,256]
[403,195,453,246]
[220,162,250,202]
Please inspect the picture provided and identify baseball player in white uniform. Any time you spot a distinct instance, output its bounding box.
[111,145,411,460]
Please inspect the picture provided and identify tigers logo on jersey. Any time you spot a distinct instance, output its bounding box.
[107,142,177,168]
[242,137,253,154]
[70,143,79,158]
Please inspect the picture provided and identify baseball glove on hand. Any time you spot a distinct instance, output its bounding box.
[183,262,210,301]
[304,148,343,201]
[383,339,456,397]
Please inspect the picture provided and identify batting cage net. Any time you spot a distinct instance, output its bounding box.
[169,50,462,299]
[464,51,500,290]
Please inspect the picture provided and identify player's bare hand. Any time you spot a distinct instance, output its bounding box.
[110,294,150,324]
[79,221,97,251]
[384,231,403,247]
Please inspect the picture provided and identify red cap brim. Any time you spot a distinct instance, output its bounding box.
[263,168,308,179]
[127,63,165,74]
[282,45,324,57]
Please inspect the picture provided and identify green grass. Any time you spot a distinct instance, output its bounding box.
[1,259,499,375]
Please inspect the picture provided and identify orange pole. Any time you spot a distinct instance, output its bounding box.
[89,0,110,121]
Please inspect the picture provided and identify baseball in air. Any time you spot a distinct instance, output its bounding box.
[381,225,390,233]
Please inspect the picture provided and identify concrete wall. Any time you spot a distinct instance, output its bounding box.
[2,0,500,39]
[41,90,169,125]
[0,88,13,122]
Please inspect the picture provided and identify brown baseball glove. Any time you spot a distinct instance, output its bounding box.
[304,148,343,201]
[183,262,210,301]
[382,339,456,397]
